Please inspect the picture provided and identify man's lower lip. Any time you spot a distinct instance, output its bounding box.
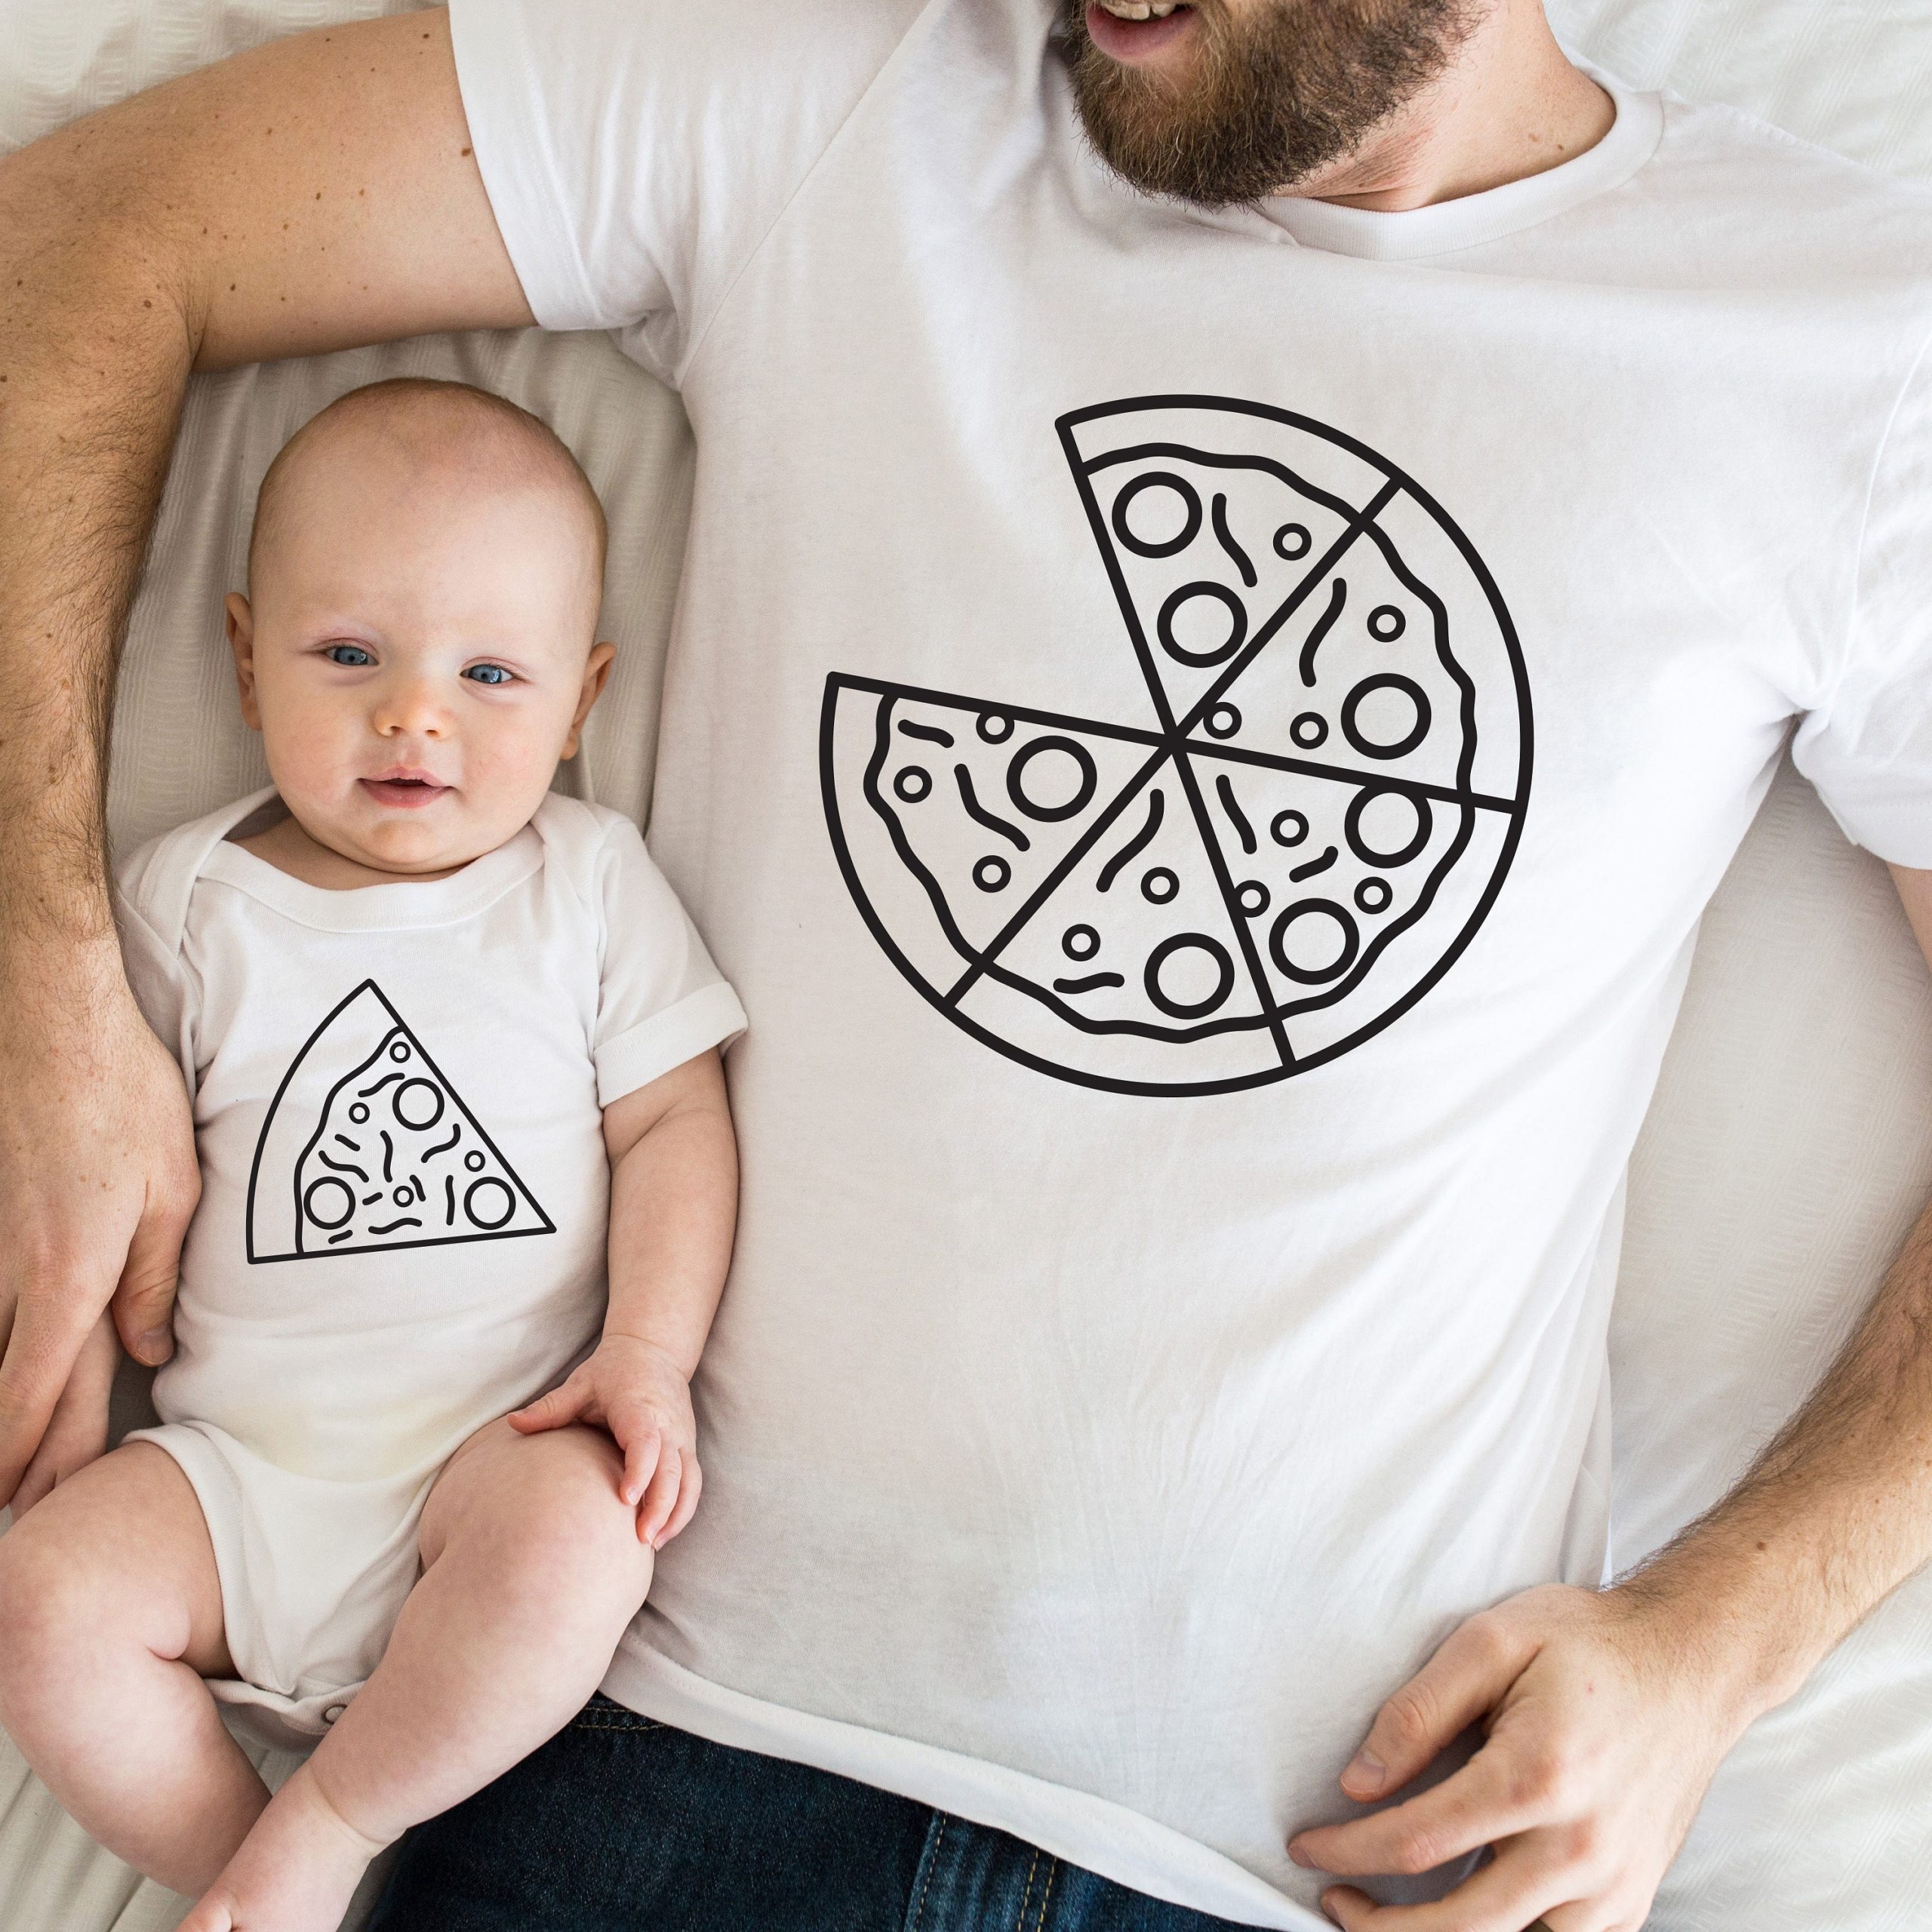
[360,780,449,809]
[1084,2,1195,63]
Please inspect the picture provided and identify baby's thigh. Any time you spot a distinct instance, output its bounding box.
[420,1417,654,1604]
[0,1442,231,1687]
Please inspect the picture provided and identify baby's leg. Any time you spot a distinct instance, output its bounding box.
[0,1441,268,1894]
[186,1417,654,1932]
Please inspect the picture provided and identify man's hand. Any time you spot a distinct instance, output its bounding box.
[509,1334,703,1549]
[0,954,198,1507]
[1287,1582,1758,1932]
[8,1315,123,1518]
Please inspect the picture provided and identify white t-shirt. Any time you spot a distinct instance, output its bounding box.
[445,2,1932,1922]
[117,789,746,1481]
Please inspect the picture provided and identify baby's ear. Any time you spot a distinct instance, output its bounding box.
[564,641,617,759]
[224,592,263,731]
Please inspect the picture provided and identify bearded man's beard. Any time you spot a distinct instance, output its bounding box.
[1058,0,1483,207]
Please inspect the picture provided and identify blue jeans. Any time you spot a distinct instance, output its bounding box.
[370,1695,1257,1930]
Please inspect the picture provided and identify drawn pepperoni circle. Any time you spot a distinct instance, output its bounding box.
[978,712,1014,743]
[347,1102,371,1124]
[389,1040,410,1063]
[391,1184,415,1207]
[974,855,1011,893]
[1346,787,1432,869]
[1237,880,1270,918]
[1274,523,1312,561]
[463,1177,515,1232]
[1205,703,1241,740]
[1356,878,1394,915]
[1112,471,1202,558]
[303,1177,355,1231]
[1141,867,1180,904]
[1269,900,1361,985]
[1343,675,1432,761]
[1370,605,1406,641]
[1271,810,1309,848]
[1007,737,1097,822]
[464,1149,486,1172]
[1157,582,1247,668]
[894,766,932,804]
[1291,713,1327,749]
[1063,924,1100,961]
[392,1077,445,1131]
[1145,934,1235,1020]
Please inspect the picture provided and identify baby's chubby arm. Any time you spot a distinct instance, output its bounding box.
[509,1049,737,1547]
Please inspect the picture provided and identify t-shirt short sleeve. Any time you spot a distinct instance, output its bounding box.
[591,816,747,1107]
[445,0,927,380]
[1792,340,1932,867]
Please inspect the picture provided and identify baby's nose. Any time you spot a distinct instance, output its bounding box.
[372,677,449,737]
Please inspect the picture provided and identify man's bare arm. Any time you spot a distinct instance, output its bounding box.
[0,7,531,1502]
[1288,863,1932,1932]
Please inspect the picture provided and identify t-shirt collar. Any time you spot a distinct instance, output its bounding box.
[1252,67,1663,261]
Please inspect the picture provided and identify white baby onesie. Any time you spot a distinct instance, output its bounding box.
[113,787,746,1744]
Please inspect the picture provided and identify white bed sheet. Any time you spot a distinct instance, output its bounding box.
[2,2,1930,1927]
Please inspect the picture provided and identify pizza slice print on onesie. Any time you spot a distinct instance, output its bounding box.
[246,979,553,1263]
[822,395,1532,1095]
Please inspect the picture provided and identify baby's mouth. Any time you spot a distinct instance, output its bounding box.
[361,770,451,811]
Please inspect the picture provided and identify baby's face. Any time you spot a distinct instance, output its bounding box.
[229,433,610,877]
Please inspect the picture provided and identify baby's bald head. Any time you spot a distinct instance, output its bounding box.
[248,377,608,616]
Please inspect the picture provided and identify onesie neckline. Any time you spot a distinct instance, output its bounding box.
[197,787,546,932]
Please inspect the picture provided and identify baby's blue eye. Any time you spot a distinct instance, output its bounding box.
[323,643,373,667]
[464,663,515,687]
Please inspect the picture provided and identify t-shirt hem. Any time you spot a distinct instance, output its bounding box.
[594,983,748,1106]
[598,1638,1323,1930]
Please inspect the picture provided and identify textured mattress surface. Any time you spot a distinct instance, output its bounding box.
[2,2,1930,1927]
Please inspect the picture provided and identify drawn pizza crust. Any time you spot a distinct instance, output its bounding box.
[247,980,553,1263]
[821,396,1531,1097]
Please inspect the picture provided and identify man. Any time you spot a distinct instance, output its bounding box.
[2,1,1930,1927]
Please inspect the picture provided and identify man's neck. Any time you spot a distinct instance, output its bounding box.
[1284,0,1615,212]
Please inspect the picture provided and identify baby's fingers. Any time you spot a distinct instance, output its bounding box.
[660,1455,703,1546]
[639,1447,682,1548]
[508,1380,586,1435]
[616,1422,663,1516]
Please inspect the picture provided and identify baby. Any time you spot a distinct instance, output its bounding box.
[0,378,745,1930]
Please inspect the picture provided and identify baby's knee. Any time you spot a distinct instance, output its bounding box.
[0,1516,97,1700]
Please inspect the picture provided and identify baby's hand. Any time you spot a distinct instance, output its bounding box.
[11,1315,120,1518]
[508,1336,700,1547]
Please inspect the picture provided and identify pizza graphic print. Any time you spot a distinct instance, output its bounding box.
[246,980,553,1262]
[820,396,1532,1097]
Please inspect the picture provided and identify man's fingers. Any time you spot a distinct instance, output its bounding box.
[112,1193,193,1366]
[0,1290,100,1506]
[1321,1838,1575,1932]
[638,1447,681,1546]
[1340,1612,1537,1799]
[1291,1747,1546,1878]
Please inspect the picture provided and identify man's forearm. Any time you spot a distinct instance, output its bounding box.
[0,111,200,948]
[1617,1189,1932,1715]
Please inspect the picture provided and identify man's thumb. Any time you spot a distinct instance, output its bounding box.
[112,1209,185,1366]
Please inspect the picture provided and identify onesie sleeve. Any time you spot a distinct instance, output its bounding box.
[112,859,198,1097]
[1792,340,1932,867]
[591,816,747,1108]
[445,0,925,381]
